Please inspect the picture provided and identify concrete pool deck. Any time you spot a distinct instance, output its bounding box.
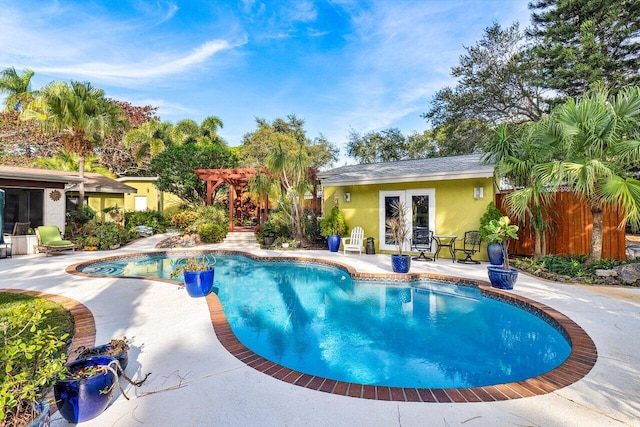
[1,234,639,426]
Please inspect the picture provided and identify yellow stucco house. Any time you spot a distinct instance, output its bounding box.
[116,177,182,216]
[317,154,495,261]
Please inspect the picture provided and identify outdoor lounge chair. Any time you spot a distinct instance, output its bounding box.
[342,226,365,255]
[455,230,482,264]
[411,227,435,261]
[36,226,76,256]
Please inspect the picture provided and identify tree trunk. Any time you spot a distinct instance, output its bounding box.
[78,156,85,211]
[533,228,542,260]
[588,204,604,264]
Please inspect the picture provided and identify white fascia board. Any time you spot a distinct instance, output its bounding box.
[116,176,158,182]
[320,170,494,187]
[0,171,84,183]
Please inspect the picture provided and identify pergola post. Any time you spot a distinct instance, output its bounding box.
[228,184,235,231]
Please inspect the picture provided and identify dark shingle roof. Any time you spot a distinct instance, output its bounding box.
[318,154,494,186]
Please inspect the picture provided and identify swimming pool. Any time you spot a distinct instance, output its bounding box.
[77,252,576,390]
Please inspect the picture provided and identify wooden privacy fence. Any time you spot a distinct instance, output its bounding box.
[496,191,626,260]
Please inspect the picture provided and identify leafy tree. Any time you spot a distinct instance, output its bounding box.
[32,150,114,177]
[0,67,35,112]
[21,81,124,208]
[124,119,173,164]
[532,87,640,263]
[150,142,238,204]
[423,23,547,154]
[346,128,439,163]
[239,115,338,169]
[346,128,407,164]
[528,0,640,99]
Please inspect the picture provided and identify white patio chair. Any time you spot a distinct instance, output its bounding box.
[342,226,365,255]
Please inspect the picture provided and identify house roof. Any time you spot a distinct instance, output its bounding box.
[318,154,495,186]
[67,173,137,194]
[0,165,84,183]
[0,166,136,194]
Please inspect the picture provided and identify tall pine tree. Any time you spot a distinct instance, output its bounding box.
[528,0,640,98]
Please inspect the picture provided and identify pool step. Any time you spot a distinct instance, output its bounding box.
[220,231,261,249]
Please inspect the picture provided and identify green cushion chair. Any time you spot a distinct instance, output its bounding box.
[36,226,76,256]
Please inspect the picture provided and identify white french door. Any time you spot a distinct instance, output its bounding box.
[379,189,435,252]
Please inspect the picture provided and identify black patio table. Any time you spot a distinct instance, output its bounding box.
[434,235,457,262]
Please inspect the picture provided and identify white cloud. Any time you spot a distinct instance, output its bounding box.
[35,38,246,85]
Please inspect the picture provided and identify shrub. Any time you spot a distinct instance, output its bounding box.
[301,209,321,242]
[266,210,292,238]
[479,201,503,242]
[197,223,227,243]
[171,210,197,232]
[78,220,137,250]
[125,210,168,234]
[0,300,70,426]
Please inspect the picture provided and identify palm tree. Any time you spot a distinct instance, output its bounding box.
[533,87,640,263]
[482,123,554,260]
[21,81,124,209]
[0,67,35,112]
[124,119,173,164]
[32,150,114,177]
[267,138,310,241]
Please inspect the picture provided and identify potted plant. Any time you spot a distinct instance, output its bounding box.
[171,256,216,297]
[1,305,69,427]
[75,337,130,373]
[483,216,519,289]
[387,201,411,273]
[320,206,348,252]
[479,201,504,265]
[258,222,277,247]
[54,355,118,424]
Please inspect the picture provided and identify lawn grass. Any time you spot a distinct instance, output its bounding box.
[0,291,74,345]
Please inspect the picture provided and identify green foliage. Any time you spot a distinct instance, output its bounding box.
[528,0,640,99]
[423,22,546,155]
[77,220,137,250]
[66,204,96,232]
[0,295,71,426]
[483,216,519,269]
[257,222,278,242]
[516,254,624,279]
[319,207,348,237]
[171,210,197,232]
[197,223,226,243]
[265,210,292,239]
[150,142,238,203]
[478,202,504,242]
[301,209,321,243]
[124,210,168,234]
[170,256,215,277]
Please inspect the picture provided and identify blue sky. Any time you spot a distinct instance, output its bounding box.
[1,1,531,165]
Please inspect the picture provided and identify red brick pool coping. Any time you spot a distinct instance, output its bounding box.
[67,250,598,402]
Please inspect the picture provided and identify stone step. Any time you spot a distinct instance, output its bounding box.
[221,232,260,249]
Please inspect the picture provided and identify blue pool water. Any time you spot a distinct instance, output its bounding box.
[80,253,571,388]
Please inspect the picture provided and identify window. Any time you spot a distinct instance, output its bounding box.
[3,188,43,228]
[134,196,147,212]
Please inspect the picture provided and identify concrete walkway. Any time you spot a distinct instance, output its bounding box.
[1,235,639,426]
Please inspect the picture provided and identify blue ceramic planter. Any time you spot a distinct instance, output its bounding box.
[183,268,215,297]
[77,343,129,373]
[54,355,117,424]
[327,235,341,252]
[391,254,411,273]
[487,266,518,290]
[487,243,504,266]
[26,399,50,427]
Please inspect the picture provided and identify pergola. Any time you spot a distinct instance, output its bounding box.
[195,168,268,231]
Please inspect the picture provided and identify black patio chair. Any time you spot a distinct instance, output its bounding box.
[455,230,482,264]
[411,227,435,261]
